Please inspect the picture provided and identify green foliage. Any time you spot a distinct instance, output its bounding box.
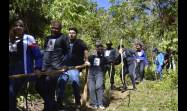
[144,65,156,80]
[9,0,52,38]
[153,70,178,90]
[9,0,178,55]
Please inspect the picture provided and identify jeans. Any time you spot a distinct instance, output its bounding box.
[88,67,104,106]
[156,65,163,80]
[57,69,81,105]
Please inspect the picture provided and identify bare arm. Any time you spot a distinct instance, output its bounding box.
[84,50,89,63]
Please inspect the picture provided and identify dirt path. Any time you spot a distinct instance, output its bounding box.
[17,89,132,111]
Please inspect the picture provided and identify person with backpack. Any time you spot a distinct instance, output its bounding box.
[152,48,165,80]
[164,48,176,72]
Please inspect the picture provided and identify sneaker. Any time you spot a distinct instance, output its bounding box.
[98,105,105,110]
[89,105,98,109]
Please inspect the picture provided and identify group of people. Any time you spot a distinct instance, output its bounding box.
[9,19,89,111]
[152,47,176,80]
[9,19,175,111]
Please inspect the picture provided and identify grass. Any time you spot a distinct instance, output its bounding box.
[16,67,178,111]
[105,80,178,111]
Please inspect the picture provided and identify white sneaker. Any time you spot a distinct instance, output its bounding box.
[90,105,98,109]
[98,105,105,110]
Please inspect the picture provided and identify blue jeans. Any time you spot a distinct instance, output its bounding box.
[57,69,81,105]
[88,67,104,106]
[156,65,163,80]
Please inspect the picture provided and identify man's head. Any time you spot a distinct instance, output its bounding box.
[13,19,25,37]
[95,40,101,47]
[166,48,172,54]
[106,40,113,48]
[50,20,62,36]
[68,27,78,41]
[96,44,104,56]
[152,48,159,54]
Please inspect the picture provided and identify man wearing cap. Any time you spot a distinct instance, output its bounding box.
[103,41,118,90]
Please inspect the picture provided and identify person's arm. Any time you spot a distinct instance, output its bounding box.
[113,53,121,65]
[84,49,89,63]
[109,49,117,64]
[128,49,136,54]
[158,53,164,66]
[143,52,149,65]
[80,39,89,64]
[28,36,43,72]
[43,36,49,49]
[33,48,42,70]
[62,34,70,55]
[76,39,90,67]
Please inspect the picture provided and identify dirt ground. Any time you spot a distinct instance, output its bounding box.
[17,86,133,111]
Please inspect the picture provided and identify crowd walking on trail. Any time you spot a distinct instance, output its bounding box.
[9,19,176,111]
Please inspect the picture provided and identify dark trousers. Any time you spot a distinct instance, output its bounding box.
[88,68,104,106]
[120,61,136,89]
[9,78,25,111]
[9,77,37,111]
[35,75,58,111]
[135,61,145,81]
[104,64,115,85]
